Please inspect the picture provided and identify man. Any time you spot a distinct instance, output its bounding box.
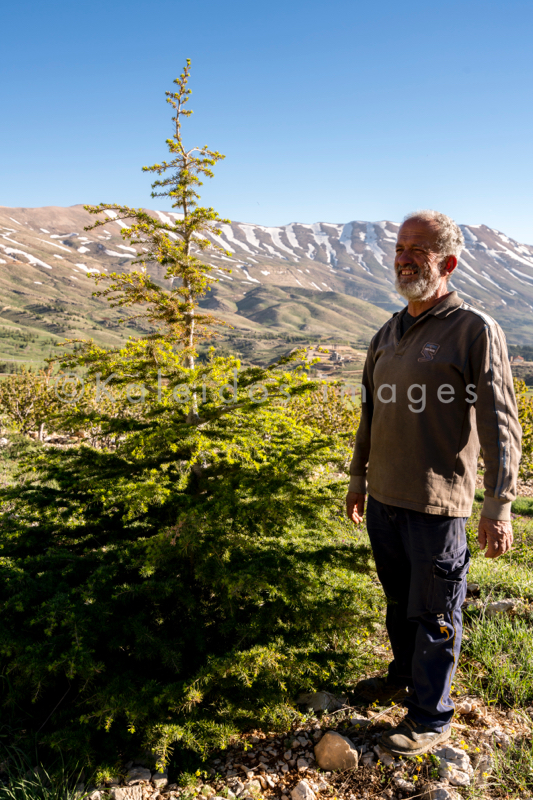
[346,209,521,756]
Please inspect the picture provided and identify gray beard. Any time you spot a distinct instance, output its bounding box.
[395,263,443,302]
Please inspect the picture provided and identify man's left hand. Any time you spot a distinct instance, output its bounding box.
[478,516,513,558]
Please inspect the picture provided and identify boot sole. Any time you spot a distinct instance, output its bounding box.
[380,726,451,756]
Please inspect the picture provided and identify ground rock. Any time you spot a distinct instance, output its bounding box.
[242,780,261,797]
[426,785,460,800]
[127,768,152,785]
[393,778,416,793]
[296,691,346,713]
[314,731,359,771]
[297,758,309,771]
[373,744,395,767]
[290,780,316,800]
[361,752,375,766]
[111,789,143,800]
[152,773,168,789]
[434,745,473,787]
[485,599,515,617]
[228,780,244,796]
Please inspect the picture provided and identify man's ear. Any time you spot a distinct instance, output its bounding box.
[444,255,457,275]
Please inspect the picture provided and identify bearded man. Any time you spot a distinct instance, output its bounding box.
[346,210,521,755]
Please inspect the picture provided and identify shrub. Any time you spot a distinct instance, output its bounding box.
[0,63,375,771]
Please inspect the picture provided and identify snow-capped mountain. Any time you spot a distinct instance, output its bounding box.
[2,205,533,359]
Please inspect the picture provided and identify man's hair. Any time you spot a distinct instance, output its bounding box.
[403,209,464,258]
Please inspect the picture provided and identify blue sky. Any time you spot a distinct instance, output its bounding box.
[2,0,533,242]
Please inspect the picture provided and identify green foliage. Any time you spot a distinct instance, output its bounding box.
[462,615,533,707]
[489,735,533,795]
[0,368,59,439]
[513,378,533,479]
[0,63,374,772]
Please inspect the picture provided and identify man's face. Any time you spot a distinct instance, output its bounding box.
[394,218,447,302]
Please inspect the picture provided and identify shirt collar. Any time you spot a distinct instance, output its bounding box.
[391,291,462,325]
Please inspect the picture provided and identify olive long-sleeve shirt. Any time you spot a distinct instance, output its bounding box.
[349,292,521,520]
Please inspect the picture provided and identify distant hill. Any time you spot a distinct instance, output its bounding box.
[1,204,533,368]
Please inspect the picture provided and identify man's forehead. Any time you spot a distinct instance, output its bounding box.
[397,218,440,248]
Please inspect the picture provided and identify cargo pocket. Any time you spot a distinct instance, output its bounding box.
[429,546,470,614]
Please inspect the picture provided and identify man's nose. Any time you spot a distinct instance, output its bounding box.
[396,250,413,266]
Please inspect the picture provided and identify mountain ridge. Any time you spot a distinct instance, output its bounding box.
[1,204,533,368]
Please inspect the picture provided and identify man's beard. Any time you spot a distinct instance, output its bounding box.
[395,261,443,302]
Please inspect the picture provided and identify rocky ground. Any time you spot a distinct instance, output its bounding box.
[81,692,533,800]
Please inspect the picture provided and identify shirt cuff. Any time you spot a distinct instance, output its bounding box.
[481,495,512,521]
[348,475,367,494]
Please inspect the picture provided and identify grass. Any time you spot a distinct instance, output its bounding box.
[486,735,533,796]
[0,740,86,800]
[461,614,533,707]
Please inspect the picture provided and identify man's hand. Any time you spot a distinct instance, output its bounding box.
[478,516,513,558]
[346,491,366,524]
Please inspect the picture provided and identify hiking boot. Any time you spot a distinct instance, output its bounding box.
[351,675,413,704]
[380,716,451,756]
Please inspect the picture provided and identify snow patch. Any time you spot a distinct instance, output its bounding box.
[264,226,297,257]
[75,263,100,274]
[239,224,262,249]
[37,238,70,252]
[220,224,252,253]
[9,217,22,225]
[311,223,337,266]
[365,223,387,267]
[284,223,301,250]
[105,249,134,258]
[461,226,478,243]
[40,228,50,234]
[0,244,53,269]
[339,222,356,255]
[77,246,90,253]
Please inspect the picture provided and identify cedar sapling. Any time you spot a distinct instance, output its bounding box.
[0,61,376,773]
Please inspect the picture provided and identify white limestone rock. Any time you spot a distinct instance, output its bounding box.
[314,731,359,771]
[485,599,515,617]
[152,773,168,790]
[296,691,346,713]
[290,780,316,800]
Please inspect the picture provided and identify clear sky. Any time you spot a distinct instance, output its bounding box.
[2,0,533,242]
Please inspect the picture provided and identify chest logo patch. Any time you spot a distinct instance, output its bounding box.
[418,342,440,362]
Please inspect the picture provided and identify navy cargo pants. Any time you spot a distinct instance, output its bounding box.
[366,495,470,731]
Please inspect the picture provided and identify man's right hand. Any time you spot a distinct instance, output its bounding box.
[346,491,366,524]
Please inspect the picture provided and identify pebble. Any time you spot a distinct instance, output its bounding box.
[152,774,168,790]
[373,744,395,768]
[297,758,309,771]
[393,778,415,793]
[290,780,316,800]
[296,691,346,713]
[126,768,152,785]
[434,745,473,787]
[427,786,460,800]
[485,599,515,617]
